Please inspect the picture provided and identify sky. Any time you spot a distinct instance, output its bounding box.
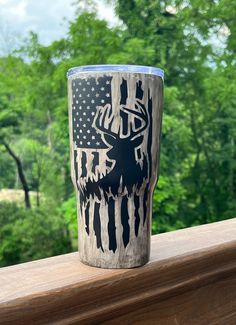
[0,0,118,51]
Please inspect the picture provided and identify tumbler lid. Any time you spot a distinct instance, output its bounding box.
[67,64,164,79]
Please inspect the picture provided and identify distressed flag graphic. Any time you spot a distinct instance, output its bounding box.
[70,73,154,254]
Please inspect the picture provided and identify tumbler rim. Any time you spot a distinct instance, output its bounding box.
[67,64,164,79]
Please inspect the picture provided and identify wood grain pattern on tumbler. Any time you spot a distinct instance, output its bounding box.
[68,67,163,268]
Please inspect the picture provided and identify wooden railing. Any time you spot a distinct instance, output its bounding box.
[0,218,236,325]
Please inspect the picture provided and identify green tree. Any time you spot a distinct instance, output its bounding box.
[111,0,236,227]
[1,0,236,267]
[0,56,32,208]
[0,202,72,266]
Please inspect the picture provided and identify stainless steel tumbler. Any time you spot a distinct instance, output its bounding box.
[67,65,164,268]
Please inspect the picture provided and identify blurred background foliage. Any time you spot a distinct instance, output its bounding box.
[0,0,236,266]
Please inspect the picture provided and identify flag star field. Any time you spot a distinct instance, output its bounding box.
[72,76,112,148]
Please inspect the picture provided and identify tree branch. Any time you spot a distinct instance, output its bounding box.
[3,141,31,209]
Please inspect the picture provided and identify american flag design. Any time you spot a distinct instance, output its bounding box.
[69,72,163,267]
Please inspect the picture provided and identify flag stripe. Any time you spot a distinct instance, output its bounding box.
[85,201,90,235]
[108,197,117,252]
[91,151,99,174]
[93,202,104,252]
[81,151,87,177]
[121,196,130,248]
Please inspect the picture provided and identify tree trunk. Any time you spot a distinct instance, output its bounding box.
[3,141,31,209]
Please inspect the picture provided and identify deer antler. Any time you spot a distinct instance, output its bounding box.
[121,99,149,138]
[93,104,117,138]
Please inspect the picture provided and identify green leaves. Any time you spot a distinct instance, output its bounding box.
[108,38,156,65]
[0,202,72,267]
[1,0,236,265]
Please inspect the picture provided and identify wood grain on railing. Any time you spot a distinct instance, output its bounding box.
[0,218,236,325]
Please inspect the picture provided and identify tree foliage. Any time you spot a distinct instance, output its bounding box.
[0,0,235,266]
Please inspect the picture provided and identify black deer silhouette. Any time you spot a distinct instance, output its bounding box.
[81,101,149,201]
[78,99,150,252]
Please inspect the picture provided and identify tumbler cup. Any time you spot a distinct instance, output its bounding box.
[67,65,164,268]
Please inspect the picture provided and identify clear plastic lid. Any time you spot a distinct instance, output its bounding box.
[67,64,164,79]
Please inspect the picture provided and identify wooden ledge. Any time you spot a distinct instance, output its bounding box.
[0,218,236,324]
